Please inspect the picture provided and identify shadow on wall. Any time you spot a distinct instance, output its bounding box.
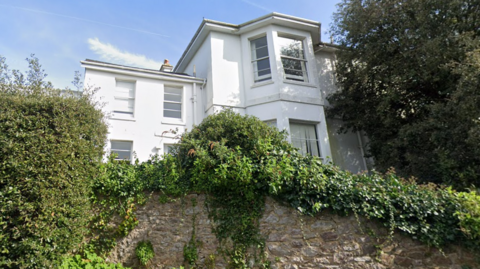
[327,118,367,174]
[316,51,338,105]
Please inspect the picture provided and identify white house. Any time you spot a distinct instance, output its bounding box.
[82,13,369,173]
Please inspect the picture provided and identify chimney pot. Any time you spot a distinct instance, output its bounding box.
[160,59,173,72]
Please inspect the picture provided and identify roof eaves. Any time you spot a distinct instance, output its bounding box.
[174,13,321,73]
[81,59,204,81]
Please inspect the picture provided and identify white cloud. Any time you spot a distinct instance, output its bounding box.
[87,38,162,69]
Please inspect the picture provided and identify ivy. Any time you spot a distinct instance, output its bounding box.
[135,241,155,266]
[89,110,480,267]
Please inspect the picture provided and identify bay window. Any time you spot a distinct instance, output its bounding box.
[278,36,308,82]
[290,122,320,157]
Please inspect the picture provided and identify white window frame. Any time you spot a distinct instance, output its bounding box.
[163,86,183,120]
[250,35,272,83]
[163,143,175,155]
[264,120,277,128]
[110,140,133,160]
[278,35,308,83]
[113,80,136,117]
[289,122,320,157]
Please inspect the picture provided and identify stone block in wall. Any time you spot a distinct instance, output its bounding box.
[106,194,480,268]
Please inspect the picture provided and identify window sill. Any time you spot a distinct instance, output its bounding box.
[110,117,136,122]
[161,119,186,126]
[283,80,317,88]
[251,80,274,89]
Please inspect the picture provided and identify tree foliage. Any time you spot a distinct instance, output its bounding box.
[328,0,480,189]
[0,55,108,268]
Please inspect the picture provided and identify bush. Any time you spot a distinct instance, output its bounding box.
[456,191,480,240]
[0,56,108,267]
[135,241,155,266]
[92,110,480,265]
[60,251,129,269]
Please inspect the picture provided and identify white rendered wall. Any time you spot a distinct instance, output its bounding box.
[84,69,197,161]
[326,119,368,173]
[315,51,368,172]
[183,35,213,118]
[247,101,332,160]
[210,32,246,111]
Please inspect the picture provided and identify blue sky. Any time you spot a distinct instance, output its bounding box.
[0,0,340,89]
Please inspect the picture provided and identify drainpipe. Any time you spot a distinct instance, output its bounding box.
[192,82,196,125]
[357,131,369,172]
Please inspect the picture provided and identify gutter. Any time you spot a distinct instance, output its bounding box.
[81,60,204,83]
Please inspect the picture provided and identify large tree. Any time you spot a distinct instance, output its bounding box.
[328,0,480,189]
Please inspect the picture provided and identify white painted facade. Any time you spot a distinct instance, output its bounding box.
[82,13,369,173]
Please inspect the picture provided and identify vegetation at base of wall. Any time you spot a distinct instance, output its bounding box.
[0,55,108,268]
[60,251,129,269]
[135,241,155,266]
[93,110,480,267]
[88,156,147,255]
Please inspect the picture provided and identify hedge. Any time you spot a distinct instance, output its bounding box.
[0,56,108,268]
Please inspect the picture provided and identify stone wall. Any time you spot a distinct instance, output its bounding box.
[107,194,479,268]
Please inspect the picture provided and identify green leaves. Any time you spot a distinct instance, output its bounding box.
[328,0,480,189]
[135,241,155,266]
[0,55,108,268]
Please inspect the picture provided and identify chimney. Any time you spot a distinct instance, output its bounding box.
[160,59,173,72]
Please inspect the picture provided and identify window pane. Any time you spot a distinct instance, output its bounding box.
[254,46,269,59]
[282,58,307,82]
[164,144,175,154]
[251,36,268,51]
[164,86,182,119]
[251,36,271,83]
[111,141,132,160]
[115,81,135,98]
[256,58,271,77]
[165,87,182,95]
[264,120,277,128]
[164,102,181,111]
[165,93,182,102]
[113,150,131,160]
[114,98,134,113]
[111,141,132,150]
[278,37,304,59]
[164,110,182,119]
[290,123,320,157]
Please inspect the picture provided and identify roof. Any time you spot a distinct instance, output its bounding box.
[314,41,341,53]
[174,12,322,73]
[81,59,205,82]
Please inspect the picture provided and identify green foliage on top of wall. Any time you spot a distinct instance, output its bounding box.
[93,110,480,266]
[0,55,108,268]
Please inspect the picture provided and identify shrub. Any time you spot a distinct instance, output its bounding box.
[135,241,155,266]
[92,110,480,265]
[0,56,108,267]
[60,251,129,269]
[456,190,480,240]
